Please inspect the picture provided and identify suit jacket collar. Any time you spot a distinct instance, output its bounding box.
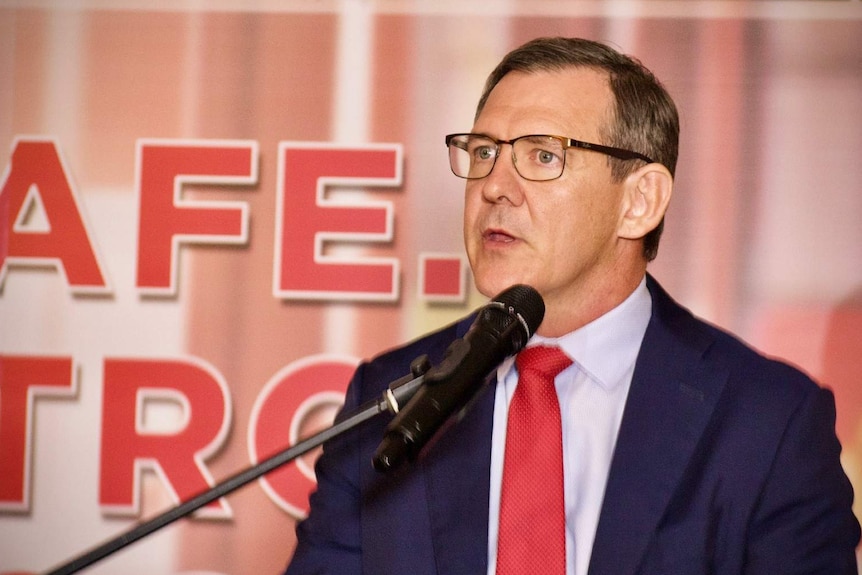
[588,274,729,575]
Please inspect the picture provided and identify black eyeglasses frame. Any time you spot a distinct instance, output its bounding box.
[445,133,654,181]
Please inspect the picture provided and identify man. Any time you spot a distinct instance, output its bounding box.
[285,37,859,574]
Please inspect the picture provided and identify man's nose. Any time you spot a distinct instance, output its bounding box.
[478,145,525,205]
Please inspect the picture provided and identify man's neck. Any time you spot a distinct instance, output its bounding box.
[535,267,647,338]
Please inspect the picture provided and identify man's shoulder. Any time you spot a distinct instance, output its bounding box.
[646,274,820,401]
[350,314,474,400]
[375,314,472,364]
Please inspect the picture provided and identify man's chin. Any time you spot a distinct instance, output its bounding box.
[473,272,535,300]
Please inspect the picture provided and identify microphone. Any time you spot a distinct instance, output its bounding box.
[373,284,545,473]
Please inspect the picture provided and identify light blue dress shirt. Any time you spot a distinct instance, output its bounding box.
[487,277,652,575]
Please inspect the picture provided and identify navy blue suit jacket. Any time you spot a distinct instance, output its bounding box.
[286,276,859,574]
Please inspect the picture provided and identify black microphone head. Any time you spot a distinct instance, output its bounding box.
[372,284,544,474]
[483,284,545,354]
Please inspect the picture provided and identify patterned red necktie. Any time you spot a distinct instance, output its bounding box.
[497,345,572,575]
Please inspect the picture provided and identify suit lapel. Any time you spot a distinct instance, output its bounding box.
[422,376,495,574]
[588,277,729,575]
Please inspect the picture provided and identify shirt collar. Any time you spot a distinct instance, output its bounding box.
[498,276,652,390]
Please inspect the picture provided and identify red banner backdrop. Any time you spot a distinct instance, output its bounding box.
[1,2,861,574]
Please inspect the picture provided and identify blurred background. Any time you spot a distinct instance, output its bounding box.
[1,1,860,573]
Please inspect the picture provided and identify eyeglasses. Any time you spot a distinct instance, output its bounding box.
[445,133,654,181]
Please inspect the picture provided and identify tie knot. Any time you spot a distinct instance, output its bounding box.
[515,345,572,381]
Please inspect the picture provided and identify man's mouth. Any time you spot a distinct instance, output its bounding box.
[483,228,516,243]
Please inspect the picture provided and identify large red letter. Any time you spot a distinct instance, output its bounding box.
[100,357,232,518]
[248,355,355,518]
[0,355,76,511]
[275,142,402,301]
[0,137,109,294]
[418,252,468,302]
[136,139,258,295]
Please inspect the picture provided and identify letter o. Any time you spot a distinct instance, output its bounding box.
[248,354,357,519]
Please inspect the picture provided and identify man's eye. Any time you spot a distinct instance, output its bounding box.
[474,146,495,160]
[529,147,562,166]
[537,150,558,164]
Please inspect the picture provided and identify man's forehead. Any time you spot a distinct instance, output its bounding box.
[474,67,614,136]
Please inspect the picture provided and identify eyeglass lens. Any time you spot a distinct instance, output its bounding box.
[448,135,566,181]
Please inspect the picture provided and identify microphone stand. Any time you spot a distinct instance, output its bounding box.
[42,359,431,575]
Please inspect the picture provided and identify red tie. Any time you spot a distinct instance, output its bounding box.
[497,345,572,575]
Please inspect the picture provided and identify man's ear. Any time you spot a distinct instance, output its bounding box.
[618,163,673,240]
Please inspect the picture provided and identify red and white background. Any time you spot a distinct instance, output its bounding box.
[1,1,861,573]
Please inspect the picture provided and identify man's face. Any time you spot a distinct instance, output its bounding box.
[463,67,629,319]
